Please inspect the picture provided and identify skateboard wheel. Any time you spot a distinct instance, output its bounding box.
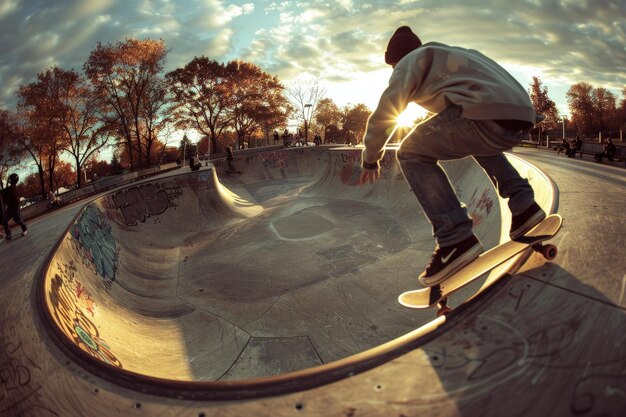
[542,244,558,260]
[437,306,452,317]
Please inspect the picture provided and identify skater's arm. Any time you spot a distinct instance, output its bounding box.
[361,68,414,166]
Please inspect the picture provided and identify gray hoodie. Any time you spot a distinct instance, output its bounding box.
[362,42,536,164]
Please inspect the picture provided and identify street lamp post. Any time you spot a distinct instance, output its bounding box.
[304,103,312,145]
[561,117,567,139]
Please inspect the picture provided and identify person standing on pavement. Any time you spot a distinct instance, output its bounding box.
[1,173,28,240]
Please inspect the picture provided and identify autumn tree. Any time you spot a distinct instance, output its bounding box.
[341,103,371,145]
[0,109,21,186]
[19,172,42,199]
[32,67,113,187]
[84,38,167,170]
[227,61,291,149]
[315,98,342,143]
[139,76,175,166]
[529,76,560,139]
[566,82,595,135]
[51,160,76,191]
[167,57,234,154]
[592,88,618,134]
[286,77,326,143]
[84,158,115,181]
[15,74,68,198]
[197,136,210,156]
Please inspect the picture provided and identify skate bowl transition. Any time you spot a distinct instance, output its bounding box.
[39,145,558,400]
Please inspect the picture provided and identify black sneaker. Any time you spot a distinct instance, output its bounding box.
[510,202,546,240]
[418,235,484,287]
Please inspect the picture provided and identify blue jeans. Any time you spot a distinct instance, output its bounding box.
[2,206,27,237]
[397,105,535,247]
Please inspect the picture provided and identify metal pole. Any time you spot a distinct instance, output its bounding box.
[562,119,565,139]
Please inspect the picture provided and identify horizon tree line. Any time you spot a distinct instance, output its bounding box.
[2,37,624,200]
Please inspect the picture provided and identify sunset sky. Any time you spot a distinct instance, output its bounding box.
[1,0,625,127]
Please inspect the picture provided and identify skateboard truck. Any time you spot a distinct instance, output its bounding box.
[532,242,558,260]
[436,298,451,317]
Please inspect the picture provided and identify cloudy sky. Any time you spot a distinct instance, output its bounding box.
[1,0,625,120]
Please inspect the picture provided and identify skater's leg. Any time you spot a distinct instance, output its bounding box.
[2,208,13,238]
[397,106,475,247]
[13,208,27,233]
[473,153,536,215]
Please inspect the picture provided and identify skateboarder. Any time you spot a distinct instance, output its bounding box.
[1,173,28,240]
[359,26,545,287]
[226,146,236,171]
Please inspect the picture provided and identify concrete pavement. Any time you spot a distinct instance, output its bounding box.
[1,146,623,416]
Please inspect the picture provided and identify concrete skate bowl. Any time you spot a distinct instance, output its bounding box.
[39,146,558,400]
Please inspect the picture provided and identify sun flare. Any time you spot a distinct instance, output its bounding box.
[396,103,428,127]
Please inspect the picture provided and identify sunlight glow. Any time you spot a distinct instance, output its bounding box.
[396,103,428,127]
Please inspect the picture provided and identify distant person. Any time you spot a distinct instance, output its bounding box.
[359,26,545,287]
[555,138,569,155]
[282,129,290,148]
[47,190,61,210]
[273,130,280,145]
[566,136,582,157]
[595,138,616,162]
[295,132,306,147]
[313,132,322,146]
[1,173,28,240]
[226,146,236,171]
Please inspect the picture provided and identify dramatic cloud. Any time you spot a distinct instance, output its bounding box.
[0,0,624,112]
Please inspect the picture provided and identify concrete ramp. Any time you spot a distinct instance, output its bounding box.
[40,146,557,396]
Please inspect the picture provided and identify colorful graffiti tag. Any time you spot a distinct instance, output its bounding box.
[468,187,496,227]
[70,206,118,286]
[111,183,170,226]
[47,274,122,368]
[259,150,296,169]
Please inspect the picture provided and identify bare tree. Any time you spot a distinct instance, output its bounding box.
[286,77,326,144]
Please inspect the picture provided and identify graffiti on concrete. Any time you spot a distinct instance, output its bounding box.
[468,187,495,227]
[259,151,294,169]
[70,206,118,287]
[0,339,44,415]
[336,151,397,186]
[111,183,170,226]
[47,274,122,369]
[54,260,96,316]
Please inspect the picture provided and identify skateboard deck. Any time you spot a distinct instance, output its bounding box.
[399,214,563,311]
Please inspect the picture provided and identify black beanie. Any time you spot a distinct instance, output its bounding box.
[385,26,422,65]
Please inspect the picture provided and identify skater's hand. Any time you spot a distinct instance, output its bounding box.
[359,168,380,185]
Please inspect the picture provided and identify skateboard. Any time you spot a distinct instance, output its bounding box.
[398,214,563,313]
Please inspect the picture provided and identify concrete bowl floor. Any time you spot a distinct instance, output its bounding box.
[40,146,556,383]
